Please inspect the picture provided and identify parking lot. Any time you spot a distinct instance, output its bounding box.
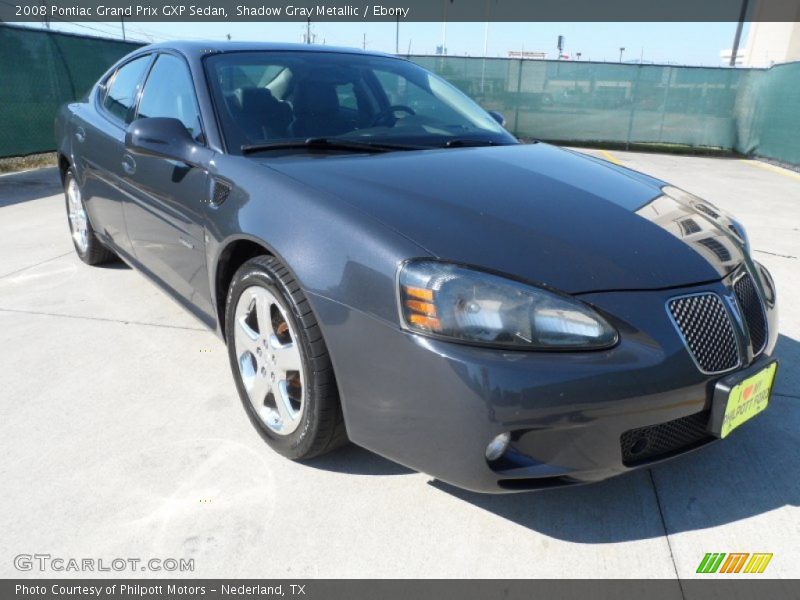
[1,149,798,579]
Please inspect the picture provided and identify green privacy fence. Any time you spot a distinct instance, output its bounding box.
[413,56,744,149]
[0,25,142,157]
[1,25,799,166]
[412,55,800,166]
[412,56,800,166]
[732,61,800,166]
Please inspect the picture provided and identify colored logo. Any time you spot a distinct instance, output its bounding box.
[697,553,773,574]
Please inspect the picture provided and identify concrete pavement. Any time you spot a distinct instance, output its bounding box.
[0,151,798,580]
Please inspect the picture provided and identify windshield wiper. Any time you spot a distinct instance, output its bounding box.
[242,137,422,155]
[442,139,504,148]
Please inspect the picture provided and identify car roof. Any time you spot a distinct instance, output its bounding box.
[141,40,398,60]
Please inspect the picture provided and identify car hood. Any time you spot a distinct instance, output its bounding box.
[260,143,746,294]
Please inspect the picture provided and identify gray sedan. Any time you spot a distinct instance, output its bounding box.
[56,42,779,492]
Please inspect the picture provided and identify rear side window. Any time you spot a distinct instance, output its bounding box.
[137,54,203,140]
[103,56,150,122]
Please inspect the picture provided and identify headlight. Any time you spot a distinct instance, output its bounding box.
[398,261,618,350]
[755,261,776,307]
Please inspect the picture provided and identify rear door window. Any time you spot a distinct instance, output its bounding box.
[102,55,151,123]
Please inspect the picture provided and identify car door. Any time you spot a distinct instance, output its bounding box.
[122,52,215,325]
[77,54,153,258]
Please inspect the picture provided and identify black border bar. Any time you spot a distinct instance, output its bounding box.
[4,580,800,600]
[2,0,800,22]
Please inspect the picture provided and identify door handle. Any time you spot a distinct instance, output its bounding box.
[121,154,136,175]
[74,127,86,143]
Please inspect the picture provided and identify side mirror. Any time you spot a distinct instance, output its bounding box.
[125,117,208,167]
[488,110,506,127]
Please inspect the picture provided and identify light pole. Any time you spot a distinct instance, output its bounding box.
[730,0,750,66]
[483,0,491,57]
[480,0,491,91]
[40,0,50,29]
[441,0,454,56]
[619,47,626,62]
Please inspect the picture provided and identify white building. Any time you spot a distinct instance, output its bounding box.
[743,22,800,67]
[727,0,800,67]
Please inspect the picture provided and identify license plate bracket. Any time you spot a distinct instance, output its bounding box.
[708,361,778,439]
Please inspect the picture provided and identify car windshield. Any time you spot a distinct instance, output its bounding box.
[204,50,518,154]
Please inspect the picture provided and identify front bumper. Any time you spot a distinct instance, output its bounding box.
[311,268,778,493]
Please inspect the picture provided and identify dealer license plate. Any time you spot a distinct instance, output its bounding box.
[715,362,778,438]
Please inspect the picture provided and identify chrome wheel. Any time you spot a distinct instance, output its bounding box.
[66,176,89,253]
[233,285,305,435]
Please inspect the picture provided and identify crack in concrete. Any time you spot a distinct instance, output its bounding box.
[0,252,73,279]
[649,469,687,594]
[0,307,206,332]
[753,249,797,260]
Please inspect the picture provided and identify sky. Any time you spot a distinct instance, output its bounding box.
[16,21,749,66]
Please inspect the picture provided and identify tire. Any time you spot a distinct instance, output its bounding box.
[225,255,347,459]
[64,168,117,265]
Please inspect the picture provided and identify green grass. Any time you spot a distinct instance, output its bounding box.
[0,153,57,175]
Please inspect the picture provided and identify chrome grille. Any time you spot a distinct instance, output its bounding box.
[668,294,740,374]
[734,273,768,355]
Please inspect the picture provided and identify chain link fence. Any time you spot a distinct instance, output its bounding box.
[1,25,798,166]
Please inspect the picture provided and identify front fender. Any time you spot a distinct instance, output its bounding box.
[55,104,75,179]
[206,156,430,336]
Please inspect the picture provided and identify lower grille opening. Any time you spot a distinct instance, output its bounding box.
[621,411,714,466]
[497,476,578,491]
